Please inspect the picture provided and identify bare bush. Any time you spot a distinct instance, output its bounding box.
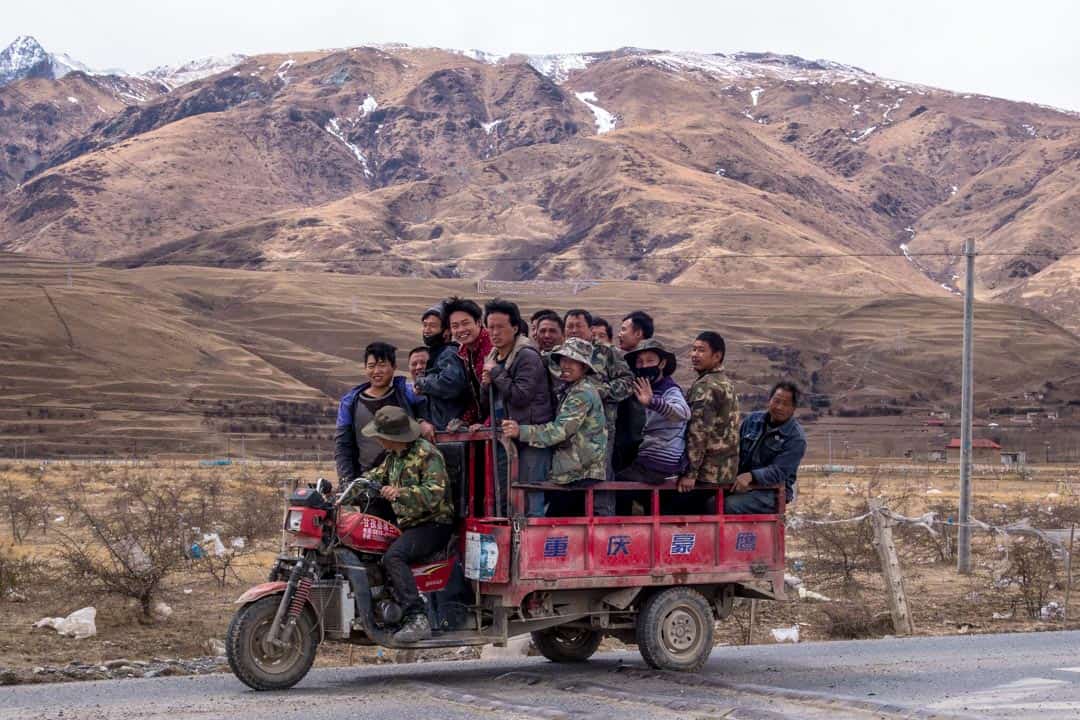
[184,475,284,586]
[1002,537,1061,619]
[821,599,894,639]
[54,477,198,619]
[794,499,877,588]
[893,501,957,564]
[0,546,46,599]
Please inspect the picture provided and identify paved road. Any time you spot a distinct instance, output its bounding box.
[3,631,1080,719]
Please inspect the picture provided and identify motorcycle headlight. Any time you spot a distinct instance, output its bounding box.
[286,510,303,532]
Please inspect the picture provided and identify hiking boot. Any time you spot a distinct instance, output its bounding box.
[393,613,432,643]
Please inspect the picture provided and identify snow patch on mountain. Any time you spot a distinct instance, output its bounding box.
[575,91,616,134]
[481,119,503,134]
[528,54,593,83]
[360,95,378,115]
[324,117,372,177]
[145,54,247,89]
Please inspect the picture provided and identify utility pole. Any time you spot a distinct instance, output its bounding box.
[828,432,833,467]
[957,239,976,574]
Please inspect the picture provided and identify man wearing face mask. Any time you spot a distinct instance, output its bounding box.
[615,339,691,487]
[413,303,469,432]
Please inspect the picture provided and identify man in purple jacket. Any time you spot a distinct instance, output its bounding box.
[615,339,690,486]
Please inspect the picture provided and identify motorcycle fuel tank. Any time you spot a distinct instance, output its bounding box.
[338,511,401,553]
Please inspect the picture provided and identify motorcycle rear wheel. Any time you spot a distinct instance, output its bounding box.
[226,595,318,690]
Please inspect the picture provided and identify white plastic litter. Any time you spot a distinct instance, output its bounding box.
[926,488,943,495]
[117,537,151,572]
[34,606,97,639]
[1041,602,1064,620]
[53,516,64,523]
[798,586,831,602]
[202,532,227,557]
[770,625,800,643]
[230,537,246,550]
[480,635,531,659]
[152,601,173,621]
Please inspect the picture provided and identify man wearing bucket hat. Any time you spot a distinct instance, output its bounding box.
[356,405,454,642]
[501,337,612,516]
[616,338,691,488]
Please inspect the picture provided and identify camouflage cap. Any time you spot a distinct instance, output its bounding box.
[361,405,422,442]
[624,338,678,376]
[551,337,599,374]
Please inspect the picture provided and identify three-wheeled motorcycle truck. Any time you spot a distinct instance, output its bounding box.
[226,431,786,690]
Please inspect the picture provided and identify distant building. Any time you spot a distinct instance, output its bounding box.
[946,438,1001,463]
[1000,451,1026,470]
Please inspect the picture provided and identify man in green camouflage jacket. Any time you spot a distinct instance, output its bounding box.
[677,332,740,512]
[564,309,634,480]
[503,336,612,516]
[356,406,453,642]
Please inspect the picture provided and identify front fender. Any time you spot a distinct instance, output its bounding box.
[235,581,288,605]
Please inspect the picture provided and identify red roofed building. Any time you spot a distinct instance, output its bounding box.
[946,438,1001,463]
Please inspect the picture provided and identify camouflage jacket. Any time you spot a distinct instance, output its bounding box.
[545,343,633,426]
[365,437,453,527]
[590,342,634,424]
[519,377,608,485]
[684,368,740,486]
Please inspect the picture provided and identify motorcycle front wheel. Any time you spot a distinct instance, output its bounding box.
[226,595,318,690]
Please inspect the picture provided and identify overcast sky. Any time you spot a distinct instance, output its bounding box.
[9,0,1080,110]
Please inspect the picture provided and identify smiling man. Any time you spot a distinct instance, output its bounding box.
[334,342,419,484]
[726,381,806,514]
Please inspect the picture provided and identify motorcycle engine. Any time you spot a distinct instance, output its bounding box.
[374,598,403,627]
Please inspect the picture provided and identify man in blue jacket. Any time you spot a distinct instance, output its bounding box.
[726,381,807,514]
[334,342,420,483]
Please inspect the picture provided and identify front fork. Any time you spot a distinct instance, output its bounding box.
[263,554,313,655]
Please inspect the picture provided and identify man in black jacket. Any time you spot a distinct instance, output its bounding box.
[334,342,419,484]
[413,303,469,432]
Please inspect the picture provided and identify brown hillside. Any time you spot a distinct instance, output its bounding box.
[0,47,1078,329]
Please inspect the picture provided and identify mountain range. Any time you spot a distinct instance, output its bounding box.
[1,36,1079,333]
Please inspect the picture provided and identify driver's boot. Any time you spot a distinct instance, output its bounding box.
[393,613,432,643]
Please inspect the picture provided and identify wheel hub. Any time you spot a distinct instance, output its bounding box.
[662,608,698,652]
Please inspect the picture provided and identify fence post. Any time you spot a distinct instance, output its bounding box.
[870,501,914,635]
[1066,525,1075,624]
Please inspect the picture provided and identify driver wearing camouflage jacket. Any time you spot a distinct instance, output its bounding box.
[357,406,453,643]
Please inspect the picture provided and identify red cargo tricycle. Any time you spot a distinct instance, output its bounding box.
[226,431,786,690]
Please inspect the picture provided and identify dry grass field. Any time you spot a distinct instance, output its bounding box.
[3,256,1078,462]
[1,459,1078,682]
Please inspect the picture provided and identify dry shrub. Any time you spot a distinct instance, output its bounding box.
[794,499,877,588]
[54,476,198,619]
[2,480,45,543]
[0,546,47,598]
[821,599,894,639]
[893,501,957,564]
[1002,536,1061,619]
[183,474,285,586]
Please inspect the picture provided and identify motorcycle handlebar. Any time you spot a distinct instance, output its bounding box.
[335,477,384,507]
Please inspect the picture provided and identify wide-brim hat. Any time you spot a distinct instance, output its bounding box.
[551,337,599,374]
[624,338,677,376]
[361,405,422,442]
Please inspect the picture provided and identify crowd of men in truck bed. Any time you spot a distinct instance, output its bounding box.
[335,297,806,518]
[334,297,807,642]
